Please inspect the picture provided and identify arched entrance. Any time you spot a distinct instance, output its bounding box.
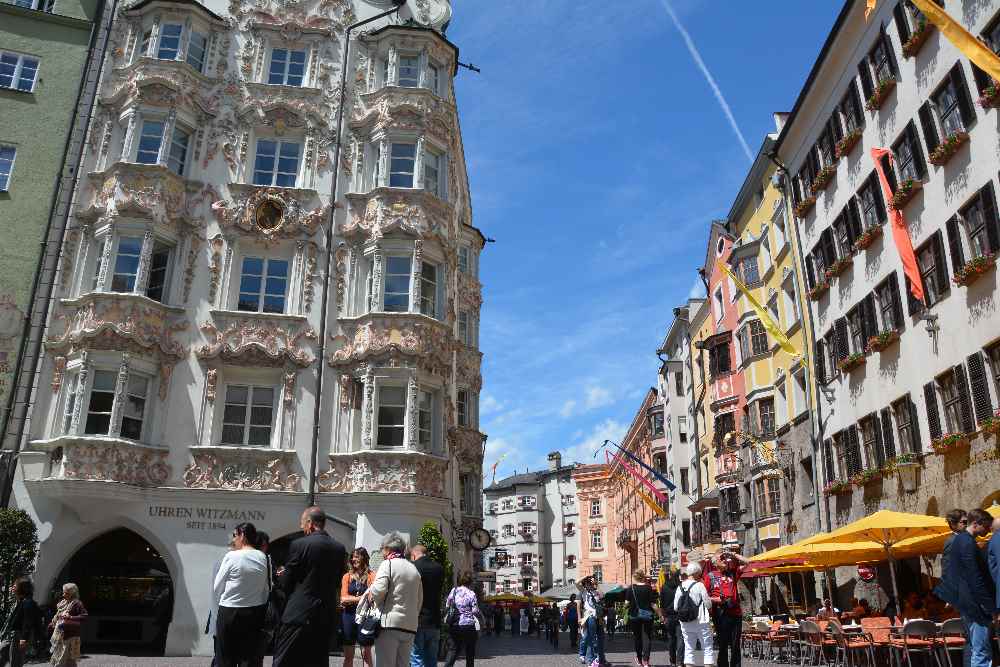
[54,528,173,656]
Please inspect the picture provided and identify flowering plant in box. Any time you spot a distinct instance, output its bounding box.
[866,77,896,111]
[837,351,866,373]
[980,409,1000,437]
[952,253,996,287]
[807,280,830,301]
[890,179,922,211]
[901,20,932,58]
[823,480,853,497]
[979,82,1000,109]
[853,224,884,252]
[931,432,971,455]
[893,452,921,466]
[851,468,883,487]
[794,196,817,219]
[865,329,899,354]
[810,164,837,194]
[929,130,969,165]
[824,256,854,279]
[835,128,862,159]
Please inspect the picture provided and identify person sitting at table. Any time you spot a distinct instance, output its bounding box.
[901,592,926,619]
[923,592,947,621]
[845,598,865,620]
[816,599,839,620]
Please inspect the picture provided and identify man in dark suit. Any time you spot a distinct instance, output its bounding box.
[272,506,347,667]
[934,508,997,667]
[987,516,1000,621]
[409,543,445,667]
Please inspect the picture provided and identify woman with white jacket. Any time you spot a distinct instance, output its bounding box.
[674,562,714,667]
[366,532,423,667]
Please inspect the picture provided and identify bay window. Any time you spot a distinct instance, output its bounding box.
[156,24,184,60]
[458,310,471,346]
[110,236,143,292]
[398,54,420,87]
[186,30,208,72]
[137,22,210,73]
[417,389,434,449]
[221,385,276,446]
[133,118,191,176]
[145,241,174,302]
[91,231,176,303]
[419,262,438,317]
[376,385,406,448]
[383,255,412,312]
[237,257,289,314]
[428,61,442,94]
[63,363,153,441]
[136,120,166,164]
[84,370,116,435]
[458,246,471,274]
[424,148,447,198]
[253,139,300,187]
[268,48,306,86]
[389,142,416,187]
[456,389,469,427]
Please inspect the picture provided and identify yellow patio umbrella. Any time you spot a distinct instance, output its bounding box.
[891,504,1000,557]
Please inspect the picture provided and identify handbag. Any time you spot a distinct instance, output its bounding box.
[357,560,392,647]
[262,555,284,645]
[631,586,654,622]
[443,591,459,627]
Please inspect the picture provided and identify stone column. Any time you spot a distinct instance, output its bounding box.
[387,45,398,86]
[410,240,423,315]
[414,136,425,190]
[369,248,382,312]
[109,353,130,437]
[68,353,90,435]
[406,373,418,450]
[134,230,155,296]
[120,112,137,162]
[361,367,375,449]
[94,231,114,292]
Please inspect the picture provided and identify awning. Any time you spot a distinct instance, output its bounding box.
[688,488,720,512]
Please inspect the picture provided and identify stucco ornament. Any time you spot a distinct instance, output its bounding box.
[342,190,454,243]
[329,316,452,378]
[183,451,302,491]
[80,163,217,228]
[448,426,485,464]
[212,186,329,242]
[60,441,170,487]
[406,0,451,31]
[197,318,317,367]
[317,451,446,496]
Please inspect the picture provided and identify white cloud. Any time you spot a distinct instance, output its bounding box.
[584,385,613,410]
[688,276,706,299]
[480,392,504,415]
[559,400,577,418]
[559,418,628,466]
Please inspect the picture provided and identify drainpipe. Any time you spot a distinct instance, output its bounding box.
[1,0,116,508]
[307,1,405,506]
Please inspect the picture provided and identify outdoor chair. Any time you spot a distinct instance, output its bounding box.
[935,618,966,667]
[827,619,875,667]
[754,621,772,659]
[860,617,895,667]
[799,619,833,667]
[889,620,943,667]
[766,620,792,662]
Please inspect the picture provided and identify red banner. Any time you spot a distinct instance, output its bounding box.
[871,147,925,303]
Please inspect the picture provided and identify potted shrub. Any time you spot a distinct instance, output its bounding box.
[823,480,854,497]
[794,196,817,219]
[929,130,970,166]
[825,255,854,279]
[835,127,863,159]
[853,224,884,252]
[810,164,838,194]
[952,253,997,287]
[981,409,1000,438]
[851,468,883,487]
[866,77,897,111]
[837,351,866,373]
[901,20,933,58]
[931,432,971,455]
[890,179,922,210]
[980,81,1000,109]
[866,329,900,354]
[807,279,831,301]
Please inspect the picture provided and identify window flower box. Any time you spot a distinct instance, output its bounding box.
[823,480,853,497]
[952,253,996,287]
[980,410,1000,438]
[890,453,922,492]
[851,469,883,488]
[901,21,933,58]
[824,255,854,280]
[866,329,900,354]
[890,179,922,211]
[979,82,1000,109]
[865,77,896,111]
[835,128,863,159]
[810,164,838,195]
[807,280,830,301]
[931,432,971,455]
[837,351,866,373]
[794,196,817,219]
[853,224,884,252]
[929,130,969,166]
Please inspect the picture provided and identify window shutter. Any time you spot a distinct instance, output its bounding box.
[882,29,900,77]
[823,439,836,482]
[893,2,912,45]
[880,153,897,196]
[847,426,862,476]
[931,231,949,298]
[971,63,992,95]
[908,123,928,180]
[981,181,1000,255]
[889,271,905,331]
[923,382,942,441]
[950,64,976,129]
[805,255,816,290]
[953,365,976,434]
[945,217,965,273]
[871,411,885,467]
[908,395,923,453]
[847,198,864,239]
[858,61,875,99]
[849,81,865,129]
[966,351,994,425]
[862,294,879,341]
[881,408,896,461]
[815,340,827,385]
[829,114,844,143]
[835,318,850,362]
[918,102,940,154]
[905,275,922,315]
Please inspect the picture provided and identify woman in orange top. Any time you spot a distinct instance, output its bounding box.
[341,547,375,667]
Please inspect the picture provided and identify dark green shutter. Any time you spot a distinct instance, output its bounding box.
[951,63,976,129]
[908,395,923,453]
[908,122,927,180]
[919,102,940,154]
[889,271,905,331]
[815,341,827,385]
[871,412,885,468]
[966,351,995,425]
[893,2,911,44]
[931,231,949,301]
[923,382,942,441]
[953,365,976,434]
[881,408,897,461]
[980,181,1000,255]
[835,318,850,362]
[858,60,875,99]
[945,217,965,273]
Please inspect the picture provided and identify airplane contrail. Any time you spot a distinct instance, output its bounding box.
[659,0,754,163]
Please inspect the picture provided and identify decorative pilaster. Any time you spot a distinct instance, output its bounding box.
[96,120,114,172]
[283,371,296,411]
[361,367,375,449]
[414,136,426,190]
[206,368,218,403]
[369,249,383,312]
[94,232,114,292]
[73,227,92,293]
[69,356,89,435]
[410,240,423,314]
[406,374,418,450]
[178,17,192,61]
[376,140,388,188]
[148,16,161,58]
[134,230,155,295]
[387,45,398,86]
[120,113,137,162]
[160,110,177,166]
[418,47,429,88]
[110,353,130,437]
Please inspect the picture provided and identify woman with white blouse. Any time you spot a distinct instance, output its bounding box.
[674,562,714,667]
[213,522,270,667]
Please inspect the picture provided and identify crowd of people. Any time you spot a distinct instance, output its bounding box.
[0,580,88,667]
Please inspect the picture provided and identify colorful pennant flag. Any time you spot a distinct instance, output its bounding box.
[865,0,1000,83]
[717,261,799,358]
[871,148,925,302]
[605,440,677,492]
[486,452,508,484]
[608,451,669,503]
[606,456,667,518]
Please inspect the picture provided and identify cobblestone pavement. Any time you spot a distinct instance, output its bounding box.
[52,630,764,667]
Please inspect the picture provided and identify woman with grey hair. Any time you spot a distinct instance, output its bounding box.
[49,583,87,667]
[674,563,713,667]
[366,532,423,667]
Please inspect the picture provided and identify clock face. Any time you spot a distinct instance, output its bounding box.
[469,528,491,550]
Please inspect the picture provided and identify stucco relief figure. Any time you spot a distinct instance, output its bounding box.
[183,453,301,491]
[317,455,445,496]
[197,319,317,367]
[61,443,170,487]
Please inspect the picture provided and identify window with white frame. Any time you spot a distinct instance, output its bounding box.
[0,145,16,192]
[417,388,434,449]
[397,54,420,87]
[520,552,534,567]
[792,367,807,417]
[773,210,787,250]
[66,367,152,440]
[376,385,406,448]
[458,246,470,274]
[92,233,176,303]
[133,119,191,175]
[267,48,306,86]
[237,257,289,313]
[0,51,39,92]
[501,524,514,538]
[500,498,514,511]
[954,183,1000,262]
[427,60,442,94]
[929,64,974,139]
[253,139,300,187]
[458,310,471,346]
[423,147,446,199]
[457,389,469,427]
[589,498,602,517]
[590,529,603,550]
[137,22,209,73]
[156,23,184,59]
[382,255,412,312]
[221,384,276,446]
[10,0,55,11]
[186,30,208,72]
[145,241,174,302]
[389,142,416,187]
[419,262,438,318]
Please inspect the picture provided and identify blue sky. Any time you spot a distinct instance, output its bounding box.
[448,1,842,479]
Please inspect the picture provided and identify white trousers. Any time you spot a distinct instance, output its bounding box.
[373,628,416,667]
[680,620,715,666]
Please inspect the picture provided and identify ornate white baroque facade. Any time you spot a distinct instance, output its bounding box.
[11,0,485,655]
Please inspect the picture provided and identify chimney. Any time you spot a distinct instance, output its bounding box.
[547,451,562,471]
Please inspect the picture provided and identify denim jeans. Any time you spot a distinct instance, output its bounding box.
[582,616,605,664]
[961,616,992,667]
[410,627,440,667]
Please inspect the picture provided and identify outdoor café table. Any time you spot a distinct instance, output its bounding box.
[781,624,802,661]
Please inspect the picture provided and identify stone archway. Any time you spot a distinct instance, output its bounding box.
[53,528,174,656]
[980,490,1000,509]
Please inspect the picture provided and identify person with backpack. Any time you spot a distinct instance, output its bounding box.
[674,563,713,667]
[659,568,683,667]
[577,576,607,667]
[704,552,748,667]
[626,569,661,667]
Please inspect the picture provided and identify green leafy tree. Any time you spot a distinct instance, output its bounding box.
[417,521,453,602]
[0,509,39,620]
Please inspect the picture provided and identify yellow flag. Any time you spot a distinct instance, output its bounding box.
[637,488,667,518]
[717,261,799,358]
[867,0,1000,82]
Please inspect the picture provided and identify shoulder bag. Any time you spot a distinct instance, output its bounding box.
[357,560,392,647]
[443,587,460,627]
[631,586,654,621]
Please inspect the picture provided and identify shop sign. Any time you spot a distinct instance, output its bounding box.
[147,504,267,531]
